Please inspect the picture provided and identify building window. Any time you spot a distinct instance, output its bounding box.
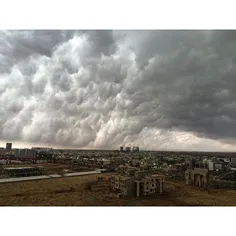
[152,179,154,182]
[147,182,149,185]
[152,184,154,187]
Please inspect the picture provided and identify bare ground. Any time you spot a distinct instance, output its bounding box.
[0,175,236,206]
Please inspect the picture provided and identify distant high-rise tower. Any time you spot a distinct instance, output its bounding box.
[120,146,124,152]
[6,143,12,151]
[0,163,3,174]
[132,147,139,153]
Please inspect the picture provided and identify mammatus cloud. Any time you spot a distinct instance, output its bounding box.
[1,30,236,151]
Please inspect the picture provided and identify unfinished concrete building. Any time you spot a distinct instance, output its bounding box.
[111,174,133,196]
[131,158,142,167]
[119,176,135,196]
[117,165,139,176]
[110,170,165,197]
[185,168,209,188]
[135,174,164,197]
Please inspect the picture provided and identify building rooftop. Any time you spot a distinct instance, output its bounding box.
[120,176,133,180]
[4,166,44,171]
[0,175,50,183]
[64,170,101,177]
[150,174,165,178]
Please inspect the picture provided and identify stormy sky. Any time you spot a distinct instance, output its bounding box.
[1,30,236,151]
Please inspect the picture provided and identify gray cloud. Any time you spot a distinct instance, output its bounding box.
[1,30,236,151]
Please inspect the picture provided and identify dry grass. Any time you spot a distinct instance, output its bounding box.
[0,174,106,206]
[164,180,236,206]
[1,176,236,206]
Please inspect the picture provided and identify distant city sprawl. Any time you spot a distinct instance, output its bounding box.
[1,143,236,205]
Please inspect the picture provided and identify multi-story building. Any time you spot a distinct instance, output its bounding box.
[117,165,138,176]
[119,176,135,196]
[110,170,165,197]
[14,149,36,158]
[135,170,150,179]
[111,175,121,191]
[132,147,140,153]
[230,158,236,166]
[101,158,110,166]
[131,158,142,167]
[6,143,12,151]
[135,174,164,197]
[208,160,224,171]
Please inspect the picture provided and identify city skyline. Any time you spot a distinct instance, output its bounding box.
[1,30,236,152]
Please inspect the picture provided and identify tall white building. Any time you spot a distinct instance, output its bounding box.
[231,158,236,166]
[208,160,223,171]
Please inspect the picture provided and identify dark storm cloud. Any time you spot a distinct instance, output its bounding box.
[1,30,236,151]
[0,30,76,73]
[86,30,117,56]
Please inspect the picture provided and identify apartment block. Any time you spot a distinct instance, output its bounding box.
[110,170,165,197]
[136,174,164,197]
[111,175,121,191]
[119,176,135,196]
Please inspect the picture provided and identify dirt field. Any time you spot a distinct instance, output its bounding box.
[0,174,105,206]
[0,175,236,206]
[164,180,236,206]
